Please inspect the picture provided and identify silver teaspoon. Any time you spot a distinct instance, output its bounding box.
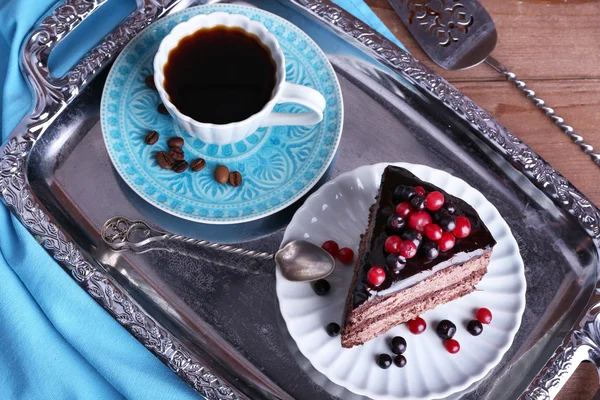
[101,216,335,282]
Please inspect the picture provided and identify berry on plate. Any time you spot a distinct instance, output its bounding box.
[407,317,426,334]
[394,355,407,368]
[467,320,483,336]
[436,320,457,340]
[337,247,354,264]
[312,279,330,296]
[476,308,492,324]
[321,240,339,257]
[445,339,460,354]
[390,336,407,355]
[377,354,393,369]
[326,322,340,337]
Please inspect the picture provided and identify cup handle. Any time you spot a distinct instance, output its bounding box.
[260,82,326,127]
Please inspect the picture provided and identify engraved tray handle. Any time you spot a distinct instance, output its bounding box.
[20,0,173,141]
[0,0,244,398]
[521,292,600,399]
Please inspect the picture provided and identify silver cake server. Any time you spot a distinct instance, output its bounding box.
[388,0,600,167]
[101,216,335,282]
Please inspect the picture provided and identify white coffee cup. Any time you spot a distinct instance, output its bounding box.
[153,12,327,145]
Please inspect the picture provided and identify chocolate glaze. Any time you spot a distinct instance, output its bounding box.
[351,166,496,309]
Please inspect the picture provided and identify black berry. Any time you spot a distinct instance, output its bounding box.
[432,209,449,223]
[386,254,406,274]
[390,336,407,355]
[421,241,440,260]
[439,216,457,232]
[467,320,483,336]
[394,185,416,202]
[326,322,340,337]
[444,201,457,214]
[394,355,407,368]
[312,279,330,296]
[436,320,457,340]
[387,214,406,233]
[401,230,422,248]
[410,195,427,211]
[376,354,393,369]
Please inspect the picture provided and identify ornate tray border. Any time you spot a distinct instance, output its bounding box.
[1,0,598,398]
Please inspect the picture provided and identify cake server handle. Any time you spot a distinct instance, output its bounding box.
[520,289,600,399]
[485,56,600,168]
[101,216,275,261]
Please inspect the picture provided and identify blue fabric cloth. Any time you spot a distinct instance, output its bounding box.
[0,1,404,398]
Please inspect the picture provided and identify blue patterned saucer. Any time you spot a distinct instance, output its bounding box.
[101,4,343,224]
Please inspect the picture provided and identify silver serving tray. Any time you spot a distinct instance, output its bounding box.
[2,0,600,399]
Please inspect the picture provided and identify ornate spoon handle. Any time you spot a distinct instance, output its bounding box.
[485,56,600,168]
[101,216,274,261]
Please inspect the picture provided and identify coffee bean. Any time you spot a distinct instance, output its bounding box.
[169,146,184,161]
[173,160,188,173]
[214,165,229,184]
[145,75,156,90]
[229,171,242,187]
[167,137,184,148]
[156,151,174,169]
[190,158,206,172]
[144,130,159,145]
[157,103,168,114]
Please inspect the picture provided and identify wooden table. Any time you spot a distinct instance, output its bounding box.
[365,1,600,398]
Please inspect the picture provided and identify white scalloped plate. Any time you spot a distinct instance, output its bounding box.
[276,162,526,400]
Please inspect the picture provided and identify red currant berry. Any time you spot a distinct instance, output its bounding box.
[476,307,493,324]
[337,247,354,264]
[437,232,456,251]
[453,216,472,238]
[367,266,386,287]
[321,240,339,257]
[384,236,402,254]
[408,211,433,232]
[426,191,445,211]
[399,240,417,259]
[445,339,460,354]
[395,201,412,218]
[424,223,443,241]
[407,317,426,334]
[414,186,426,196]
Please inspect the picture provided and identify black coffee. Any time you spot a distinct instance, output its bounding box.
[163,26,277,125]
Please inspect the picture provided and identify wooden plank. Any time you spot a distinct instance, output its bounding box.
[556,362,597,400]
[452,79,600,204]
[365,0,600,81]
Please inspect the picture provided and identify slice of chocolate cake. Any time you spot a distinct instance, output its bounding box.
[341,166,496,348]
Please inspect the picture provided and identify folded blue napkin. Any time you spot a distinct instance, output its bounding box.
[0,1,404,398]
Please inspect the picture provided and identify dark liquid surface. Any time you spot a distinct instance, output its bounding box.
[163,26,277,125]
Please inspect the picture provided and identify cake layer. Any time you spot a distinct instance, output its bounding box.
[348,166,496,310]
[342,251,490,348]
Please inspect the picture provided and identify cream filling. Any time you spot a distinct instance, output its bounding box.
[368,249,486,300]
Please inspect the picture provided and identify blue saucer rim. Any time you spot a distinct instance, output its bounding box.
[101,4,344,224]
